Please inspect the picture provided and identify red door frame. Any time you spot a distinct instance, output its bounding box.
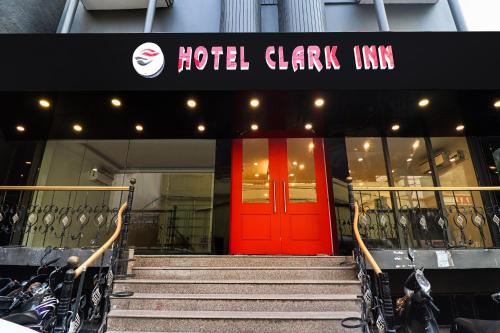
[230,138,333,255]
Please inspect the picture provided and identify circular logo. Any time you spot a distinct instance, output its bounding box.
[132,42,164,78]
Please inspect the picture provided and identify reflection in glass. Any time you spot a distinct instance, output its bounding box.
[287,139,317,202]
[431,137,493,248]
[242,139,269,203]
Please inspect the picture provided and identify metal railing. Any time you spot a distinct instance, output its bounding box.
[0,181,136,333]
[339,186,500,251]
[347,182,396,333]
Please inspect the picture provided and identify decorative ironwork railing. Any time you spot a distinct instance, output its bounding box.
[0,182,135,333]
[343,183,396,333]
[339,186,500,251]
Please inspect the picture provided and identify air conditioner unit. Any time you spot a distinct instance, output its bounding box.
[88,168,114,185]
[358,0,438,4]
[81,0,174,11]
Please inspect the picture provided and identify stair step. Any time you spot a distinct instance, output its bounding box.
[113,279,360,295]
[107,310,362,333]
[132,266,356,280]
[111,293,361,312]
[134,255,352,268]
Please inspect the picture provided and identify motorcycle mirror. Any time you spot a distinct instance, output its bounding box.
[407,248,415,262]
[492,291,500,304]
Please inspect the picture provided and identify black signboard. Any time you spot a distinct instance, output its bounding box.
[0,32,499,91]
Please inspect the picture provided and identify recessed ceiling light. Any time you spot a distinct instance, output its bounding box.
[305,123,313,130]
[493,100,500,109]
[25,161,32,165]
[250,123,259,131]
[250,98,260,108]
[363,141,370,151]
[16,125,25,132]
[418,98,430,107]
[135,124,144,132]
[449,158,456,162]
[187,99,197,109]
[73,124,83,132]
[456,124,465,131]
[253,162,258,166]
[489,165,497,170]
[412,140,420,149]
[254,173,259,177]
[391,124,400,131]
[407,158,413,162]
[111,98,122,108]
[299,164,305,170]
[39,99,51,108]
[357,157,364,162]
[197,124,205,132]
[289,173,295,177]
[314,98,325,107]
[308,142,315,150]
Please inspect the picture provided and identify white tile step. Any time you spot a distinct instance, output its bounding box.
[111,293,360,300]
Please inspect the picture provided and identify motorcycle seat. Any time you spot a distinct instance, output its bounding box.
[452,318,500,333]
[3,310,40,326]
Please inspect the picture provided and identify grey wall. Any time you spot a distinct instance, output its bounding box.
[326,1,456,31]
[69,0,220,33]
[0,0,66,33]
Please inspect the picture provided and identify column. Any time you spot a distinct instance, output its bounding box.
[278,0,325,32]
[220,0,261,32]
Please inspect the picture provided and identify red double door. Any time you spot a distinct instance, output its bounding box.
[230,138,333,255]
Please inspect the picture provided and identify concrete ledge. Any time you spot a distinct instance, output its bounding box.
[0,246,112,267]
[369,248,500,270]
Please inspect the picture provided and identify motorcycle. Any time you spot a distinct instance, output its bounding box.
[396,248,440,333]
[450,292,500,333]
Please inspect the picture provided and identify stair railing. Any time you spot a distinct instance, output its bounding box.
[347,181,396,333]
[50,180,136,333]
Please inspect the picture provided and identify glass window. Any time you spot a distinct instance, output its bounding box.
[242,139,269,203]
[27,139,216,254]
[431,137,493,248]
[287,138,317,202]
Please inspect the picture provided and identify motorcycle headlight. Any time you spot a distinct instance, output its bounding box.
[415,270,431,294]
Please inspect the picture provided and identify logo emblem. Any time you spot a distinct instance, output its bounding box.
[132,42,164,78]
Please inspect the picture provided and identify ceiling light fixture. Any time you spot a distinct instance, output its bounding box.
[406,158,413,162]
[16,125,25,132]
[299,164,305,170]
[250,123,259,131]
[111,98,122,108]
[357,157,364,162]
[250,98,260,108]
[187,99,197,109]
[73,124,83,132]
[363,141,370,151]
[197,124,206,132]
[412,140,420,149]
[305,123,313,130]
[39,99,51,108]
[135,124,144,132]
[493,100,500,109]
[314,98,325,108]
[308,142,315,150]
[489,165,497,170]
[25,161,32,165]
[456,124,465,131]
[391,124,400,131]
[418,98,430,108]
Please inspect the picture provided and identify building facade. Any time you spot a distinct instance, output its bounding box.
[1,0,500,328]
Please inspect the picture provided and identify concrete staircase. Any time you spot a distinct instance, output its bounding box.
[107,255,362,333]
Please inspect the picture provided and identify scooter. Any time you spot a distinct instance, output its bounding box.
[450,292,500,333]
[396,248,440,333]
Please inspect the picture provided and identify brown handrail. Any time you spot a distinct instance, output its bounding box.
[353,186,500,192]
[353,202,382,275]
[75,202,127,278]
[0,185,129,191]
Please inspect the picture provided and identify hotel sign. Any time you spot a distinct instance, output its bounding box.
[0,33,499,90]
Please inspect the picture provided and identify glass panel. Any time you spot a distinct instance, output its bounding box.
[431,137,493,248]
[287,138,317,202]
[242,139,269,203]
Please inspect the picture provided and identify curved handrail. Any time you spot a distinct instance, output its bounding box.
[352,185,500,192]
[75,202,127,277]
[352,202,382,275]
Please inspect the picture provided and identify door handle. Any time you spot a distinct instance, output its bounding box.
[282,180,287,213]
[273,180,276,213]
